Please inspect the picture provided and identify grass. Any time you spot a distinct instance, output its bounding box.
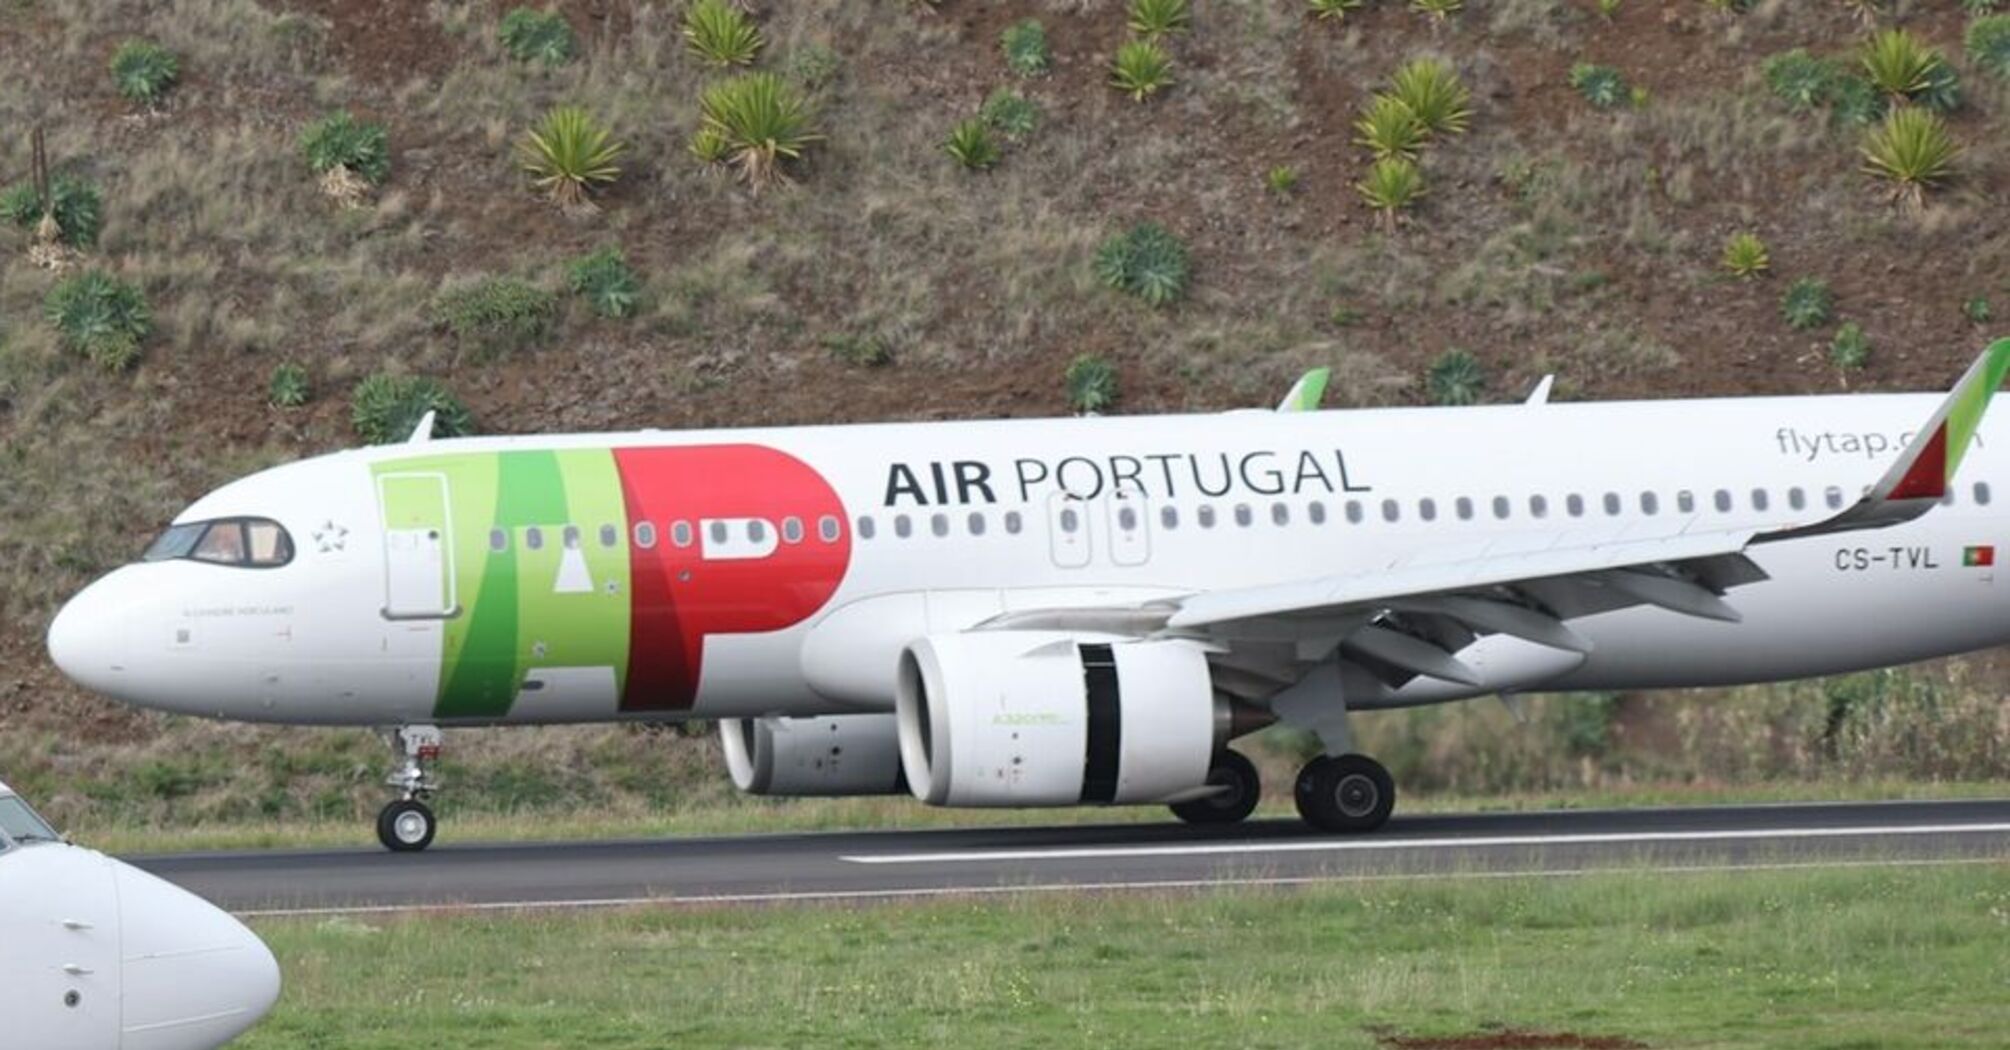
[235,864,2010,1048]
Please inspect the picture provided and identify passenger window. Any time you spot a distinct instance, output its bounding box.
[1714,490,1732,513]
[1976,482,1993,506]
[782,517,804,544]
[1787,487,1806,511]
[1566,494,1585,518]
[1345,500,1364,524]
[930,514,949,537]
[192,521,248,565]
[488,528,509,553]
[1235,504,1254,527]
[1529,495,1548,519]
[1751,488,1770,512]
[1004,511,1023,534]
[819,516,841,543]
[1271,503,1289,526]
[1161,505,1179,529]
[1382,499,1400,523]
[895,514,914,538]
[1639,492,1659,515]
[1825,486,1845,510]
[562,525,582,550]
[1602,493,1621,516]
[1677,490,1696,514]
[1121,506,1142,530]
[634,522,657,549]
[744,520,765,543]
[672,521,694,547]
[599,524,620,548]
[968,512,987,536]
[1418,498,1437,522]
[1058,509,1079,533]
[1309,501,1327,525]
[708,521,729,545]
[1491,496,1510,520]
[1198,505,1218,529]
[857,516,877,540]
[526,526,545,551]
[1456,496,1474,521]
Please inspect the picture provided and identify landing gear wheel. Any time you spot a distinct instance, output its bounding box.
[1170,750,1262,826]
[377,799,437,853]
[1294,754,1395,833]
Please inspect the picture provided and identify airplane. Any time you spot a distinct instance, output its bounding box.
[45,338,2010,852]
[0,779,281,1048]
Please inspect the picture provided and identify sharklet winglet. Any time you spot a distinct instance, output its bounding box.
[1276,368,1331,413]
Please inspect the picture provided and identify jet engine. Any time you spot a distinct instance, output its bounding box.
[896,632,1238,807]
[718,714,907,797]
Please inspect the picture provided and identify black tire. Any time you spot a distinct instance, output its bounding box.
[1170,750,1262,825]
[376,799,437,853]
[1293,754,1395,833]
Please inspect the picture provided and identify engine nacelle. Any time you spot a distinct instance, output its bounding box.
[896,632,1223,807]
[719,714,906,797]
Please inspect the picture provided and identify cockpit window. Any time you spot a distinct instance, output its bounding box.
[144,518,294,568]
[0,796,60,846]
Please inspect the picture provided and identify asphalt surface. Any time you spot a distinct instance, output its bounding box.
[130,799,2010,916]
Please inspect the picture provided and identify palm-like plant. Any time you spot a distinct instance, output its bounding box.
[518,106,625,209]
[1388,58,1472,136]
[1111,39,1174,101]
[1721,232,1770,278]
[1411,0,1463,24]
[1128,0,1191,37]
[1353,95,1426,160]
[945,119,1000,171]
[683,0,763,66]
[1860,106,1960,207]
[1860,28,1939,100]
[1308,0,1364,19]
[1357,156,1425,230]
[1968,16,2010,78]
[698,72,823,191]
[109,39,179,106]
[1570,63,1629,108]
[1840,0,1886,27]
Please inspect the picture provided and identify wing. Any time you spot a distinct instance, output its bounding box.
[985,338,2010,706]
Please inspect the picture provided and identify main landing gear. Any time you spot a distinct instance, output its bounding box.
[377,724,442,853]
[1294,753,1395,833]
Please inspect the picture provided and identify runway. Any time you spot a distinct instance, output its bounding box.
[131,798,2010,917]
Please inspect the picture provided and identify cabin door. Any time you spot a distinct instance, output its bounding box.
[377,472,459,619]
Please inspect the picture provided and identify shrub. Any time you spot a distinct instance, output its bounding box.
[1831,322,1870,371]
[1357,156,1425,228]
[1860,29,1940,100]
[979,89,1040,139]
[1968,16,2010,78]
[1964,296,1993,324]
[1570,63,1628,108]
[109,39,179,106]
[1840,0,1886,26]
[1387,58,1471,136]
[698,72,822,190]
[1353,95,1426,160]
[1763,49,1842,112]
[45,269,151,370]
[944,119,1000,171]
[1827,74,1887,126]
[269,363,311,408]
[1111,39,1174,101]
[1,175,101,248]
[1001,19,1050,77]
[1411,0,1463,22]
[1721,232,1769,278]
[1266,165,1300,195]
[783,44,842,90]
[823,333,892,367]
[1966,0,2002,13]
[1066,355,1119,414]
[566,247,640,319]
[432,276,558,355]
[498,7,575,66]
[683,0,762,66]
[1128,0,1190,37]
[1308,0,1364,19]
[518,106,625,208]
[1781,277,1835,331]
[1861,106,1959,207]
[1094,222,1189,307]
[351,374,473,445]
[1427,349,1485,406]
[1595,0,1622,18]
[299,111,390,185]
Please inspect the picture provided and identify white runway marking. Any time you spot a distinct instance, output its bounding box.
[231,856,2007,919]
[840,822,2010,865]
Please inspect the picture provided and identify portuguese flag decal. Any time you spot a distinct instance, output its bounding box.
[1963,545,1995,568]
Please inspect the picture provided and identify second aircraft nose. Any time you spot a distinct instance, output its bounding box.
[113,862,282,1050]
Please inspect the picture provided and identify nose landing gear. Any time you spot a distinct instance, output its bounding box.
[377,725,442,852]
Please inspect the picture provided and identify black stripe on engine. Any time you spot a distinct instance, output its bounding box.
[1080,643,1121,804]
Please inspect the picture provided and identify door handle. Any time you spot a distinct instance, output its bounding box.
[60,919,94,931]
[61,964,94,976]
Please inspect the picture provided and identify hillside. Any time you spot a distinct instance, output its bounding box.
[1,0,2006,829]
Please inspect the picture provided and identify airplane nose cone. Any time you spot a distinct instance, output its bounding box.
[113,862,281,1050]
[47,576,127,695]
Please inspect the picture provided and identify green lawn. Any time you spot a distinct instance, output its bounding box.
[238,862,2010,1049]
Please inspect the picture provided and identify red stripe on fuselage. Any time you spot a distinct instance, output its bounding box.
[614,445,852,711]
